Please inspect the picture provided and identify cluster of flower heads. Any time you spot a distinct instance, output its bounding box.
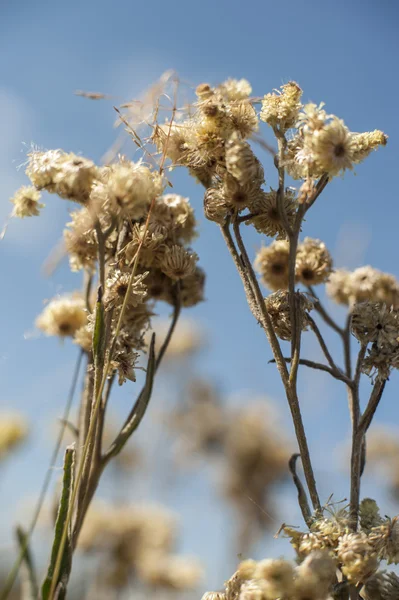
[202,501,399,600]
[282,500,399,596]
[78,502,203,592]
[11,149,205,385]
[153,79,386,238]
[202,551,337,600]
[255,237,333,292]
[169,386,290,549]
[0,412,28,460]
[351,301,399,380]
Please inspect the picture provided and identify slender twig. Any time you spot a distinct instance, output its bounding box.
[304,173,330,212]
[229,218,320,512]
[359,379,387,434]
[289,454,313,528]
[155,283,181,369]
[219,221,261,323]
[353,344,367,390]
[0,352,83,600]
[307,286,344,337]
[275,132,293,238]
[343,313,353,379]
[272,357,353,386]
[231,218,289,383]
[307,314,347,378]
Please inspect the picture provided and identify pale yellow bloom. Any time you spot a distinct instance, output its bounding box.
[36,294,87,338]
[10,186,44,218]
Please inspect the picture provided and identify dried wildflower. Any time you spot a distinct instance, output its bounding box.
[370,517,399,564]
[254,558,295,598]
[159,193,197,243]
[53,153,99,202]
[352,130,388,163]
[254,240,290,291]
[152,122,190,166]
[337,532,379,583]
[295,237,333,285]
[238,579,267,599]
[26,149,98,202]
[195,83,214,100]
[10,185,44,218]
[265,290,313,340]
[296,550,336,593]
[201,593,226,600]
[237,560,257,581]
[137,553,203,590]
[305,117,354,176]
[348,266,399,307]
[225,133,264,186]
[363,570,399,600]
[360,499,383,533]
[26,148,64,191]
[204,186,229,224]
[295,104,387,178]
[362,343,399,381]
[73,323,93,353]
[36,294,87,338]
[161,244,198,280]
[107,161,163,218]
[217,78,252,101]
[64,208,98,271]
[0,413,28,459]
[229,101,259,138]
[351,302,399,346]
[104,269,148,311]
[260,82,303,131]
[223,175,262,212]
[326,269,352,305]
[246,188,297,238]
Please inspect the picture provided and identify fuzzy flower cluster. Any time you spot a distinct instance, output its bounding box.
[327,266,399,308]
[351,302,399,380]
[202,550,336,600]
[255,237,333,291]
[152,79,385,260]
[284,102,387,179]
[0,413,28,460]
[265,290,314,340]
[21,150,204,385]
[79,503,203,591]
[284,501,399,590]
[367,428,399,500]
[170,391,290,548]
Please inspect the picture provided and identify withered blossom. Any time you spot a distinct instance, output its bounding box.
[295,237,333,285]
[254,240,290,291]
[10,185,44,218]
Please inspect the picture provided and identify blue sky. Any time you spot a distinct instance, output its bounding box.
[1,0,399,590]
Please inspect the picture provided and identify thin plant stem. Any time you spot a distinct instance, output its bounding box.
[307,314,347,379]
[307,285,344,337]
[229,218,321,512]
[275,357,353,386]
[0,351,83,600]
[155,283,181,369]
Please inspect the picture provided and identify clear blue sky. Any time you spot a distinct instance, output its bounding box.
[1,0,399,590]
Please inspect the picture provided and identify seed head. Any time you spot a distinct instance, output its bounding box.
[10,186,44,218]
[254,240,290,291]
[295,237,333,286]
